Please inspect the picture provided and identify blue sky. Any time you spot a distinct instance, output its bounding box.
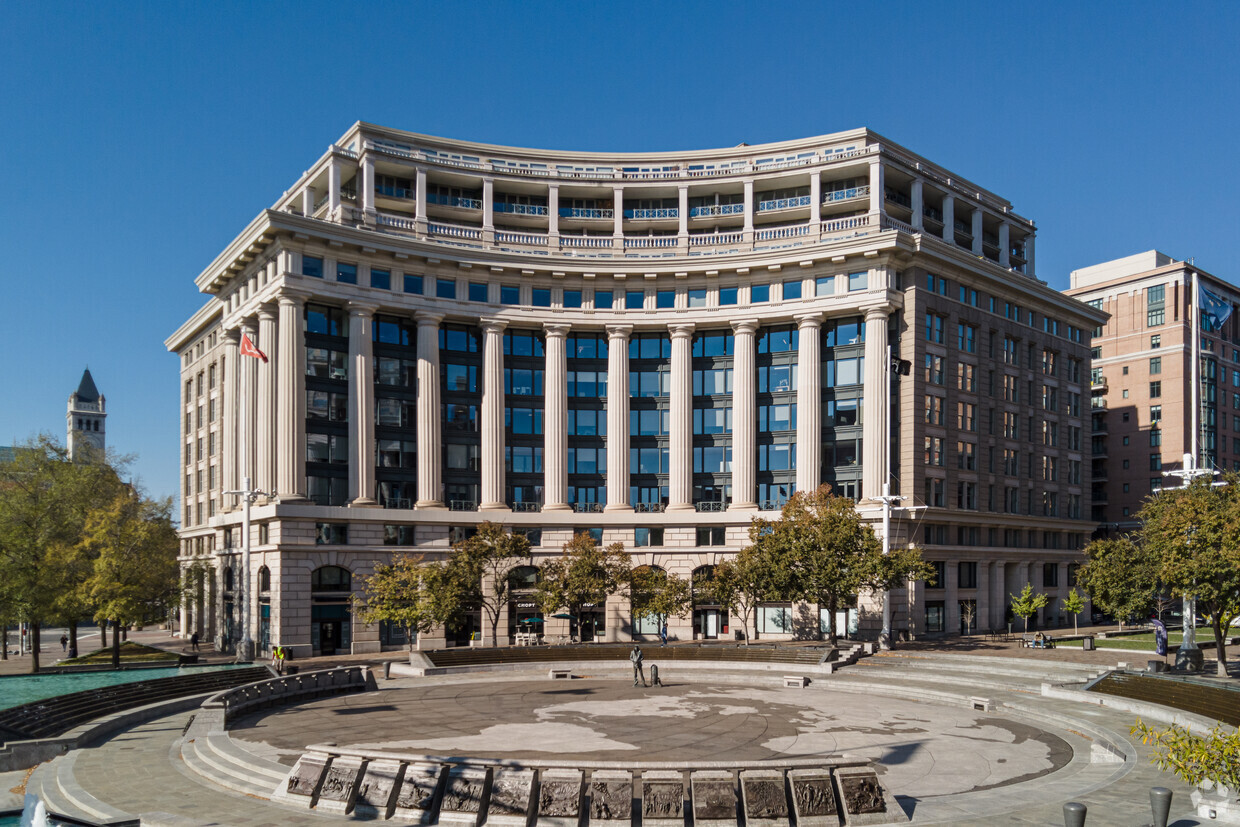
[1,2,1237,504]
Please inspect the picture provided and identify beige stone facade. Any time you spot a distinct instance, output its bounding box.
[167,123,1104,657]
[1068,250,1240,534]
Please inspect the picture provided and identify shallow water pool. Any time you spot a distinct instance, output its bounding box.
[0,663,251,710]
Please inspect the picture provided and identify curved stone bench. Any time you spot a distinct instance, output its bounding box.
[201,665,377,725]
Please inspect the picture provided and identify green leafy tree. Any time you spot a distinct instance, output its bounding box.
[353,554,446,653]
[448,522,531,647]
[80,492,181,667]
[1138,475,1240,677]
[855,544,935,643]
[1078,537,1158,632]
[535,533,631,638]
[0,435,124,672]
[1061,587,1087,635]
[1132,719,1240,792]
[629,566,692,632]
[709,542,785,644]
[1009,583,1050,633]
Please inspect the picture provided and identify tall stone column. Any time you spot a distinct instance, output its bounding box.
[976,561,991,635]
[742,178,755,242]
[991,561,1007,629]
[548,185,560,241]
[361,154,375,215]
[276,292,309,501]
[731,320,759,510]
[179,565,190,638]
[869,157,884,215]
[347,302,379,506]
[941,194,954,243]
[328,158,342,216]
[809,174,821,225]
[971,207,984,256]
[239,317,259,487]
[1025,234,1036,277]
[415,312,444,508]
[795,314,822,494]
[612,186,624,240]
[677,185,689,239]
[415,168,428,236]
[256,305,278,496]
[910,178,924,231]
[605,325,633,512]
[667,323,695,512]
[543,324,571,511]
[863,306,891,501]
[999,222,1011,268]
[221,328,240,499]
[480,319,509,511]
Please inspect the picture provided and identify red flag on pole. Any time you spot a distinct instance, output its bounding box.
[240,333,268,363]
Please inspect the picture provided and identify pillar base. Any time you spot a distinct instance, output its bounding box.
[666,504,696,513]
[1175,646,1204,672]
[414,500,446,510]
[277,494,310,504]
[349,497,381,508]
[542,503,572,512]
[479,503,511,513]
[603,503,634,513]
[729,501,758,511]
[236,639,256,663]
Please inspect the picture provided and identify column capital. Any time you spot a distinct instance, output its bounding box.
[543,323,571,338]
[277,288,311,307]
[668,322,695,340]
[480,317,508,334]
[730,319,760,335]
[239,316,258,334]
[606,324,633,340]
[864,305,893,321]
[346,300,379,317]
[257,302,278,322]
[795,313,823,329]
[415,310,445,326]
[222,327,241,344]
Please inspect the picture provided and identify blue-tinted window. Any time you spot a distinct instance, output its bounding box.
[719,287,738,306]
[564,290,583,308]
[501,285,520,305]
[656,290,675,309]
[436,278,456,299]
[595,290,614,309]
[469,282,489,303]
[688,289,707,308]
[751,283,770,303]
[336,263,357,284]
[404,274,423,294]
[532,288,552,308]
[370,269,391,290]
[303,256,324,278]
[849,271,868,291]
[626,290,644,309]
[815,276,833,297]
[783,279,802,300]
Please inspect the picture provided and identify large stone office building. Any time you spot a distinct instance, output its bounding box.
[167,123,1105,657]
[1068,251,1240,534]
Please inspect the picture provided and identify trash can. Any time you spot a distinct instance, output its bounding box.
[1082,636,1095,651]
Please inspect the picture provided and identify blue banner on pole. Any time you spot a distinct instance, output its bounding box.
[1199,285,1234,332]
[1151,619,1168,656]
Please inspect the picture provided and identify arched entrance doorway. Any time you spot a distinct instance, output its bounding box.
[507,565,541,644]
[630,565,666,641]
[311,566,352,655]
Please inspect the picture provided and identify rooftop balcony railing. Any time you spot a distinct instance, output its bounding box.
[494,202,548,216]
[573,502,604,513]
[511,502,543,513]
[376,184,415,200]
[689,203,745,218]
[884,189,912,208]
[695,501,727,512]
[756,195,811,212]
[427,193,482,210]
[559,207,613,219]
[634,502,666,513]
[623,208,678,219]
[449,500,479,511]
[822,186,869,203]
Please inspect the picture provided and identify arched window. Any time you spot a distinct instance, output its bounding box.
[692,565,716,604]
[223,566,234,591]
[508,565,540,591]
[630,565,667,636]
[311,566,352,592]
[258,566,271,592]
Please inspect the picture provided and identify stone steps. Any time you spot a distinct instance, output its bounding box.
[204,732,288,786]
[178,731,286,799]
[859,653,1101,684]
[32,752,137,826]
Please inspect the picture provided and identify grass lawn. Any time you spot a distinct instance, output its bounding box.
[60,640,180,665]
[1091,626,1218,651]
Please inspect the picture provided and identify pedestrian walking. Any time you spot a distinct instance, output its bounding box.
[59,634,68,653]
[630,644,647,687]
[190,632,200,652]
[660,623,668,647]
[277,645,287,675]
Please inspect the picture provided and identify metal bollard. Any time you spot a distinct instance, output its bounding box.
[1150,787,1172,827]
[1063,802,1086,827]
[650,664,662,687]
[383,661,392,680]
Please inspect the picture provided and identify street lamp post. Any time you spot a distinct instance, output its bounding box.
[1162,452,1214,672]
[224,476,272,663]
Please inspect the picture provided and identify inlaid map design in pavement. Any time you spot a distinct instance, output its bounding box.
[230,679,1071,797]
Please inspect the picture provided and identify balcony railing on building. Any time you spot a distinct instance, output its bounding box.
[634,502,666,513]
[511,501,543,513]
[688,203,745,218]
[756,195,811,213]
[623,208,678,219]
[494,202,548,216]
[822,186,869,204]
[449,500,479,511]
[573,502,604,513]
[427,193,482,210]
[695,501,727,512]
[559,208,614,219]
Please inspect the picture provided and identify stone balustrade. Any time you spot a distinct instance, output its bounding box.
[203,666,375,724]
